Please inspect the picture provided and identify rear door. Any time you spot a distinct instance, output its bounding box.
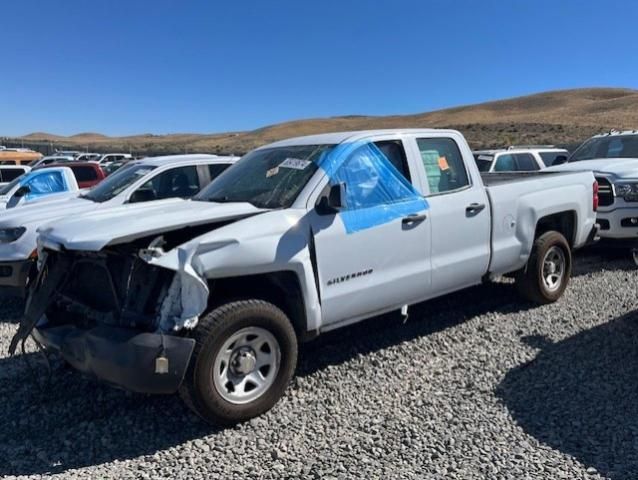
[310,137,432,326]
[410,134,491,296]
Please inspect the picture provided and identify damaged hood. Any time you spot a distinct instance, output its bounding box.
[548,158,638,179]
[39,199,267,251]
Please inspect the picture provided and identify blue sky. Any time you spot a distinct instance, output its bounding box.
[1,0,637,136]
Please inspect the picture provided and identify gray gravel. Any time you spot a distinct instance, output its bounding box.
[0,251,637,479]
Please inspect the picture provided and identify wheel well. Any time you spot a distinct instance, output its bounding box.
[207,271,307,336]
[535,211,576,246]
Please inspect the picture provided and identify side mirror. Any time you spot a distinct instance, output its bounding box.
[14,185,31,198]
[553,155,568,165]
[316,183,345,215]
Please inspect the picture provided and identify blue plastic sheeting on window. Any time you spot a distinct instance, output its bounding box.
[318,140,428,234]
[22,171,67,199]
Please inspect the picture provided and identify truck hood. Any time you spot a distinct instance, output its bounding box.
[39,200,266,251]
[548,158,638,179]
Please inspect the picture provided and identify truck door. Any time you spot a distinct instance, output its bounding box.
[310,139,432,327]
[412,135,491,296]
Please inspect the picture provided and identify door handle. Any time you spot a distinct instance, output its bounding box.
[466,203,486,214]
[402,213,427,225]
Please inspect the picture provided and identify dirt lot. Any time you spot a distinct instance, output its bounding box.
[0,250,637,479]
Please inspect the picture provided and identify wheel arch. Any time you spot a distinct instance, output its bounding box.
[207,271,311,339]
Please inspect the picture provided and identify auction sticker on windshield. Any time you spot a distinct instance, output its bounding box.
[280,158,312,170]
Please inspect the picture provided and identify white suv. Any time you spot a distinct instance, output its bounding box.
[473,146,569,173]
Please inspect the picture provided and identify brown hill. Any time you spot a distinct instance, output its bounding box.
[14,88,638,155]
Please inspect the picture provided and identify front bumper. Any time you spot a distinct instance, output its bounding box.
[33,323,195,394]
[596,207,638,241]
[0,259,34,294]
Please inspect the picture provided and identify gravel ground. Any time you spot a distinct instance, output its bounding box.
[0,251,637,479]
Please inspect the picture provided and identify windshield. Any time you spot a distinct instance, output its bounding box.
[0,175,24,195]
[570,135,638,162]
[473,154,493,172]
[195,144,333,208]
[81,163,156,202]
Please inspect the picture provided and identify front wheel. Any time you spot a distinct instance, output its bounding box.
[179,300,298,426]
[516,231,571,304]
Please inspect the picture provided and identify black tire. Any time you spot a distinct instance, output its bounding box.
[515,231,571,304]
[179,299,298,426]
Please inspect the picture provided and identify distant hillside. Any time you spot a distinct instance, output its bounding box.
[11,88,638,155]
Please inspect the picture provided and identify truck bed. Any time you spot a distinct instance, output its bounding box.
[480,171,576,186]
[482,169,596,277]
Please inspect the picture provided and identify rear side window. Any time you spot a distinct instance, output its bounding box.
[474,154,494,172]
[208,163,231,180]
[131,166,200,202]
[494,154,516,171]
[416,138,469,194]
[0,168,24,182]
[72,166,98,182]
[539,151,566,166]
[514,153,539,171]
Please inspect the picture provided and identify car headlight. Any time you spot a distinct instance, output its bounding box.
[0,227,26,243]
[614,182,638,202]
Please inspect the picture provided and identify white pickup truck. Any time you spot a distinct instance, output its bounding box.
[11,129,598,425]
[549,130,638,250]
[0,166,80,210]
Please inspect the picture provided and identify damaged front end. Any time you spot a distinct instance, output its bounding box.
[10,244,199,394]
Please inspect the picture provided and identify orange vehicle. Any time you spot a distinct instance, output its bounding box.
[0,148,42,166]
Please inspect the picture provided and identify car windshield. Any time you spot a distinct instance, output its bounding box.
[0,175,24,195]
[81,163,156,202]
[473,154,493,172]
[195,144,333,208]
[570,135,638,161]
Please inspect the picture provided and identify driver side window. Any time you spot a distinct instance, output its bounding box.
[332,142,416,210]
[26,171,65,195]
[130,166,199,203]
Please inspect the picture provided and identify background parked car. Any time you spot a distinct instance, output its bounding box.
[96,153,132,167]
[102,159,131,176]
[36,161,106,188]
[74,152,101,162]
[0,154,238,296]
[0,147,42,166]
[0,165,31,186]
[549,130,638,251]
[0,166,79,210]
[473,146,569,172]
[29,155,75,169]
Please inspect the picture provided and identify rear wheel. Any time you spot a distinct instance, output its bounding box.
[179,300,297,425]
[516,231,571,304]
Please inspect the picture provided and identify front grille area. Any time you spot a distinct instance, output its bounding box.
[596,177,614,207]
[43,249,174,330]
[0,266,12,277]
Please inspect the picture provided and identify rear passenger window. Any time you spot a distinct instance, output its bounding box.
[416,138,469,194]
[514,153,539,171]
[0,169,24,182]
[208,163,231,180]
[132,166,200,202]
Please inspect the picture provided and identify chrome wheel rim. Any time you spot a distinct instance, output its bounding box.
[542,246,565,292]
[213,326,281,405]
